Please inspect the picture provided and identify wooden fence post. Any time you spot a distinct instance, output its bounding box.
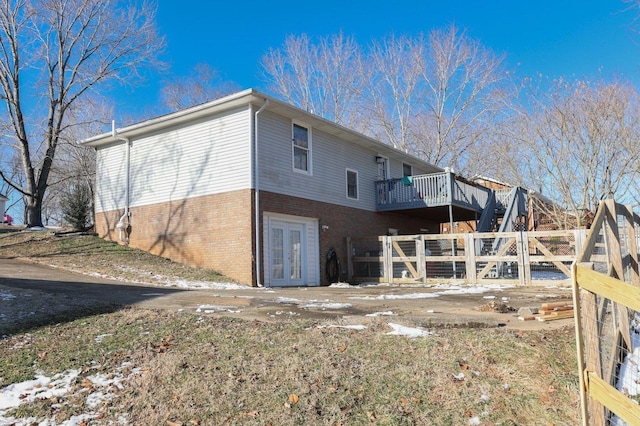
[465,233,476,284]
[346,237,353,281]
[382,236,392,283]
[416,235,426,283]
[516,231,526,286]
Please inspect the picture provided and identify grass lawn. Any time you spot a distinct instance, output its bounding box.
[0,229,581,424]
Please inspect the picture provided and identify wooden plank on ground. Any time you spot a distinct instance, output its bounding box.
[536,310,574,321]
[541,301,573,310]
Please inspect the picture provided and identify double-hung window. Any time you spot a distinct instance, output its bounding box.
[293,123,311,174]
[346,169,358,200]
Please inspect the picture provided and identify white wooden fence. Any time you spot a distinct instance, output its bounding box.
[347,229,586,286]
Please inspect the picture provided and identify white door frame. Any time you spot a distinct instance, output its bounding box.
[263,213,319,287]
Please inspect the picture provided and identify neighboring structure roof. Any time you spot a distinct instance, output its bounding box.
[81,88,443,174]
[0,193,8,201]
[470,175,513,188]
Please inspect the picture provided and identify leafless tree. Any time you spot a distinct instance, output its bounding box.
[261,27,511,175]
[42,95,113,225]
[262,32,363,126]
[504,78,640,227]
[363,34,423,150]
[0,0,164,227]
[160,64,240,112]
[414,25,511,174]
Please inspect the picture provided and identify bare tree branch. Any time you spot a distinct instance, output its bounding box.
[0,0,164,226]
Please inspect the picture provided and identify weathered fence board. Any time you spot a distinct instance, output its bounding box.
[348,229,585,286]
[573,199,640,425]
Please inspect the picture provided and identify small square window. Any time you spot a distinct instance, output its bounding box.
[346,169,358,200]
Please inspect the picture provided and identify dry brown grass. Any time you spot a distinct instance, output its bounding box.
[1,308,580,425]
[0,228,581,424]
[0,229,231,284]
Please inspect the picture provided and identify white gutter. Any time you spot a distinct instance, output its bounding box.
[254,99,269,287]
[112,120,131,244]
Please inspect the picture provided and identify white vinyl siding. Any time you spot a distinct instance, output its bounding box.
[257,111,374,210]
[257,111,437,211]
[95,142,128,213]
[390,160,434,181]
[96,106,251,212]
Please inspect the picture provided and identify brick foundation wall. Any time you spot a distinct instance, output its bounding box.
[95,189,255,285]
[259,191,439,286]
[95,189,440,287]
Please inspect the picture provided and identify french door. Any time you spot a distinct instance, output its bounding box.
[269,220,305,287]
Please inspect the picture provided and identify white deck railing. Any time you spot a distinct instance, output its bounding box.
[375,171,491,213]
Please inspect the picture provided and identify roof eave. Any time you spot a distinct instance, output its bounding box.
[80,88,261,147]
[79,88,442,173]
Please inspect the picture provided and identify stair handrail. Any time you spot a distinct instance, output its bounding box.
[492,187,528,253]
[476,190,497,233]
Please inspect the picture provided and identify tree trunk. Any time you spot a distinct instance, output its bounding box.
[24,194,44,228]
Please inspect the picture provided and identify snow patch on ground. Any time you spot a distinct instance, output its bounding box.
[365,311,396,317]
[301,302,352,310]
[276,297,302,304]
[349,284,513,301]
[0,370,80,412]
[94,334,113,343]
[82,267,248,290]
[0,292,16,301]
[386,323,433,338]
[195,304,241,314]
[616,328,640,396]
[350,293,440,301]
[0,362,140,425]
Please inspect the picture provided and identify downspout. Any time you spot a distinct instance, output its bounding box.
[112,120,131,244]
[254,99,269,287]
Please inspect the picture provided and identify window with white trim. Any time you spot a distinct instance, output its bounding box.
[293,123,311,174]
[402,162,413,177]
[346,169,358,200]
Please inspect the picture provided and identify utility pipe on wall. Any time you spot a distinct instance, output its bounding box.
[112,120,131,244]
[254,99,269,287]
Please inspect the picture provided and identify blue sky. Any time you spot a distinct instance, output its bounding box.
[113,0,640,116]
[7,1,640,222]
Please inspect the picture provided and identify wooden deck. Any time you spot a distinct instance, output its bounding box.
[375,171,491,215]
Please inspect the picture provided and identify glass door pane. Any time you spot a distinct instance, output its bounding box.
[289,228,302,280]
[271,227,284,280]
